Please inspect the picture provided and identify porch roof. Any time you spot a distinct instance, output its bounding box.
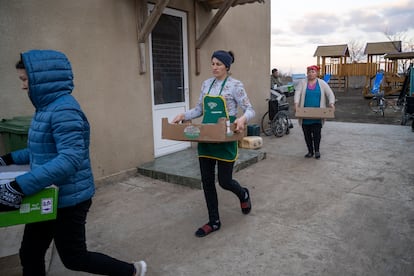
[313,44,349,57]
[137,0,266,74]
[196,0,265,9]
[364,41,402,55]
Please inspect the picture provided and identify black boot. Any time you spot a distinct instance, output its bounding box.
[304,152,314,158]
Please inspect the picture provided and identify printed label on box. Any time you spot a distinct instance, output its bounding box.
[184,125,201,139]
[20,203,30,213]
[42,198,53,214]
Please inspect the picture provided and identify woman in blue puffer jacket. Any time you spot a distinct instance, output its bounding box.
[0,50,146,276]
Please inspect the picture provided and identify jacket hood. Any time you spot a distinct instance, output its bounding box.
[21,50,74,109]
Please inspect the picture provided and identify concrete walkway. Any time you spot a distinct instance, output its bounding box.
[2,120,414,275]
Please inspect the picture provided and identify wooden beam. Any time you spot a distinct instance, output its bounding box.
[138,0,170,43]
[195,0,237,49]
[136,0,169,74]
[136,0,146,31]
[136,0,147,74]
[139,43,146,74]
[196,48,201,75]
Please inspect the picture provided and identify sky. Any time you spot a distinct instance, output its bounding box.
[270,0,414,74]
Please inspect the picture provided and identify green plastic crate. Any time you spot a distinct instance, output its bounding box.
[0,116,32,152]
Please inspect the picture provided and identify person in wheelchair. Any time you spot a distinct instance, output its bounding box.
[270,68,283,90]
[271,68,295,97]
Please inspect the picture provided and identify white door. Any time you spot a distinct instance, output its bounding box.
[149,7,190,157]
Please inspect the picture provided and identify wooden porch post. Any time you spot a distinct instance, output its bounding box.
[136,0,170,74]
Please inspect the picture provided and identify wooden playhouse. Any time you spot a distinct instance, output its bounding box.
[313,41,411,97]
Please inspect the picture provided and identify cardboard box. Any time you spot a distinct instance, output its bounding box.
[162,117,246,142]
[0,186,58,227]
[238,136,263,149]
[295,107,335,119]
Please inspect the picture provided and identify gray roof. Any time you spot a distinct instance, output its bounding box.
[313,44,349,57]
[364,41,402,55]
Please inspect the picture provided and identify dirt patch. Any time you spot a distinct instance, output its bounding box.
[287,88,404,125]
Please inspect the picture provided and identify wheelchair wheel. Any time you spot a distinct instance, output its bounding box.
[369,98,380,113]
[261,111,273,136]
[271,111,289,137]
[369,97,386,116]
[286,117,293,134]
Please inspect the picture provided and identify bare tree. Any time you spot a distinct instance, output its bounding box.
[383,30,407,49]
[348,39,366,63]
[383,29,413,72]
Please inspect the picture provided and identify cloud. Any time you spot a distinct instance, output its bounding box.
[345,1,414,34]
[345,11,387,33]
[271,0,414,73]
[277,1,414,39]
[383,4,414,32]
[289,14,342,36]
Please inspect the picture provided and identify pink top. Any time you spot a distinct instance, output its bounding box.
[307,82,316,89]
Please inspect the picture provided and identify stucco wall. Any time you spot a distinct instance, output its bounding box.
[0,0,270,180]
[193,2,270,127]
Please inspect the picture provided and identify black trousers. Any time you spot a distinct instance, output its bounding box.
[19,199,134,276]
[302,123,322,153]
[199,157,245,223]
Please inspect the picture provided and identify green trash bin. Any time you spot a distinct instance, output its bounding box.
[0,116,32,152]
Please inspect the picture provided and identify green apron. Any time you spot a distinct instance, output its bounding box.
[198,77,238,162]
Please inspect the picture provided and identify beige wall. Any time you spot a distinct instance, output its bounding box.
[197,2,270,125]
[0,0,270,181]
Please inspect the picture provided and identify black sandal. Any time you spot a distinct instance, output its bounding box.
[195,221,221,237]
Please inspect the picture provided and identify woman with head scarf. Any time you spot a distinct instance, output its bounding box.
[172,50,255,237]
[294,65,335,159]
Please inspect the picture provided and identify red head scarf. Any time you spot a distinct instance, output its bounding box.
[307,65,320,71]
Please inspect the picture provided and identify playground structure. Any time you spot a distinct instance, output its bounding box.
[313,41,414,98]
[313,44,349,91]
[384,51,414,97]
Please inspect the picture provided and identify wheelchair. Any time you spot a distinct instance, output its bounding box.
[261,90,293,137]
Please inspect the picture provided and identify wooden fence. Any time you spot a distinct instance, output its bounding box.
[321,62,403,95]
[323,61,399,77]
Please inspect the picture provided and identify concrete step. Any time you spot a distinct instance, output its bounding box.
[138,147,266,189]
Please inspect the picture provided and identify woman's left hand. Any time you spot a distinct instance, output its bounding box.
[234,116,247,132]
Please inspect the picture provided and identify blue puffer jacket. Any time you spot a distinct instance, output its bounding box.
[12,50,95,208]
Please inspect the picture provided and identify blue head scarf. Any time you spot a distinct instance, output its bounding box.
[212,50,233,69]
